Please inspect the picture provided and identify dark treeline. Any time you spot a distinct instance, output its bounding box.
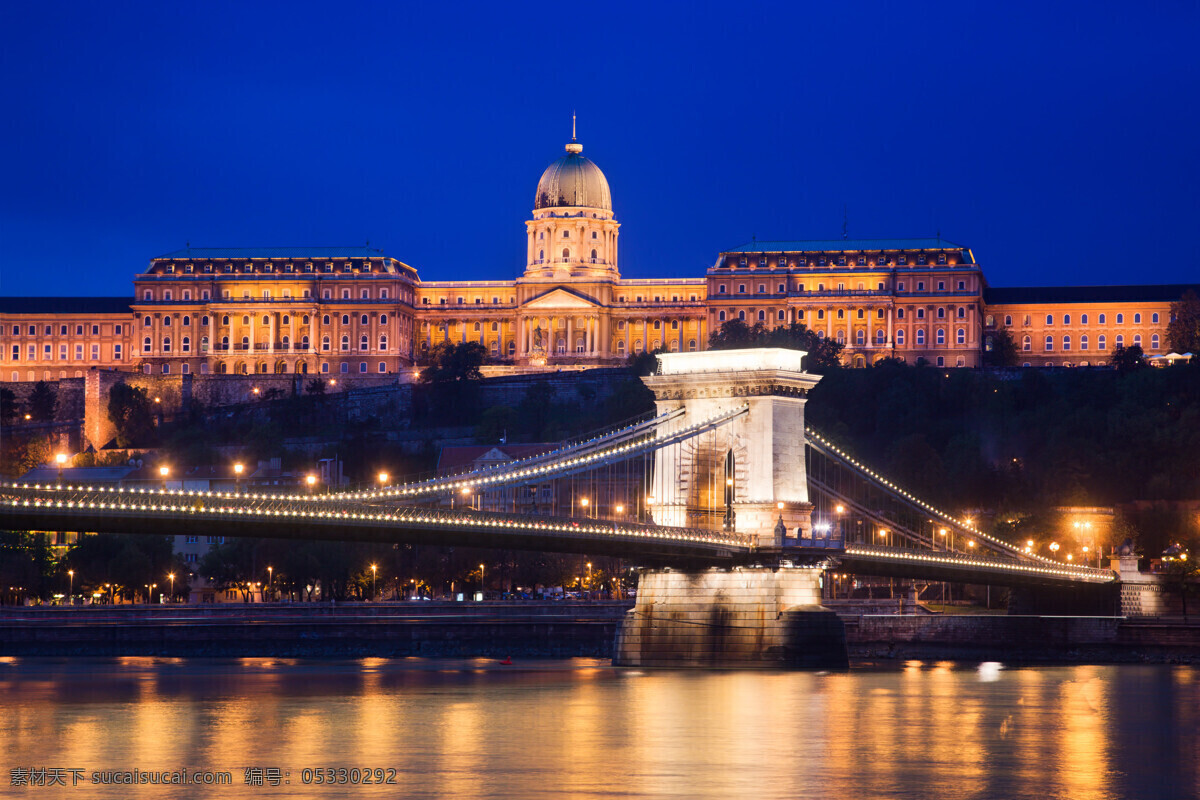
[806,360,1200,551]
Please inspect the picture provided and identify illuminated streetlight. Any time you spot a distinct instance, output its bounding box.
[234,462,244,492]
[168,572,174,602]
[306,474,317,494]
[67,569,74,599]
[55,452,67,481]
[1049,542,1060,558]
[159,465,169,489]
[479,563,485,596]
[1026,539,1034,548]
[378,471,389,486]
[835,505,845,514]
[370,564,377,600]
[615,504,624,515]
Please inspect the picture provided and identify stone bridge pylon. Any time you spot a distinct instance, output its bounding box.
[641,348,822,548]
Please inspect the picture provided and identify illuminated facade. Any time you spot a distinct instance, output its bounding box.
[1,136,1195,381]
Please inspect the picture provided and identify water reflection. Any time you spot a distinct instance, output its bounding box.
[0,658,1195,799]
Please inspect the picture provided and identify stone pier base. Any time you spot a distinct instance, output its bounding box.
[614,567,848,669]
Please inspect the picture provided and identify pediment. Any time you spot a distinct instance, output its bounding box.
[477,447,509,463]
[522,288,598,310]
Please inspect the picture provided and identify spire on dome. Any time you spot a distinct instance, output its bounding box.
[566,113,582,154]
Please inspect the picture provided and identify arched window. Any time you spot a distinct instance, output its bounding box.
[1099,314,1106,324]
[855,330,865,346]
[1004,315,1012,326]
[1152,313,1159,324]
[738,310,746,321]
[1116,313,1124,324]
[896,330,905,346]
[323,315,330,325]
[1151,333,1159,349]
[956,328,965,345]
[1046,314,1053,325]
[221,336,229,349]
[301,335,310,350]
[360,314,368,325]
[937,307,945,319]
[1063,314,1071,325]
[222,315,230,326]
[162,337,172,352]
[936,329,945,345]
[201,336,209,352]
[1081,314,1088,325]
[163,316,172,327]
[1063,335,1071,351]
[181,336,190,353]
[617,340,626,355]
[242,316,250,326]
[182,316,190,326]
[557,338,566,354]
[757,310,765,321]
[281,335,290,348]
[875,329,886,345]
[262,315,269,326]
[379,335,387,350]
[538,250,544,260]
[1098,335,1107,351]
[562,248,570,260]
[341,315,349,325]
[836,331,846,345]
[1045,335,1053,351]
[688,339,697,351]
[201,316,209,326]
[302,315,310,325]
[281,315,289,325]
[142,336,151,353]
[1134,313,1142,324]
[1133,334,1142,347]
[916,308,925,319]
[341,335,350,351]
[1080,335,1089,350]
[957,307,965,319]
[322,336,331,352]
[1022,335,1031,351]
[718,311,726,322]
[379,314,388,325]
[143,316,152,327]
[241,336,250,349]
[360,335,369,351]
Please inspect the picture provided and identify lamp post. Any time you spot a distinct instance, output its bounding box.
[55,452,67,482]
[586,562,592,598]
[479,563,485,597]
[579,497,589,518]
[159,465,169,490]
[234,462,244,492]
[267,566,273,593]
[67,569,74,602]
[370,564,377,601]
[168,572,174,603]
[939,527,949,551]
[1049,541,1060,559]
[306,474,317,495]
[879,528,889,547]
[378,471,389,488]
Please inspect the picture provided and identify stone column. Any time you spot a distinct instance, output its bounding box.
[567,318,574,355]
[867,308,873,351]
[887,307,893,347]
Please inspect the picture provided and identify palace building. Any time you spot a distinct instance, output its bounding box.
[1,134,1196,382]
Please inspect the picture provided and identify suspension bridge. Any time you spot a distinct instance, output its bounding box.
[0,348,1119,665]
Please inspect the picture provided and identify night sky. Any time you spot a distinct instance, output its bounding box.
[2,1,1197,297]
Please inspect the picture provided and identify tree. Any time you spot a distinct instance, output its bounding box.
[107,382,156,447]
[626,349,660,376]
[305,378,327,395]
[1110,344,1147,374]
[707,321,843,373]
[1160,542,1198,618]
[983,328,1019,367]
[0,388,16,426]
[1167,290,1200,354]
[419,341,487,384]
[28,381,57,422]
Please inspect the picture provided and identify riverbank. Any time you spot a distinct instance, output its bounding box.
[2,604,1198,663]
[0,602,630,658]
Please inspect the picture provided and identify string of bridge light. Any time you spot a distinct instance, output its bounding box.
[806,427,1058,565]
[844,545,1114,582]
[3,493,753,549]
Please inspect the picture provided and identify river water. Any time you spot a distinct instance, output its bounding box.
[0,658,1195,799]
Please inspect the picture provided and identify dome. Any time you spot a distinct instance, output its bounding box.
[534,141,612,211]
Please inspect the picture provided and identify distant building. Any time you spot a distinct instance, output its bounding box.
[3,136,1198,377]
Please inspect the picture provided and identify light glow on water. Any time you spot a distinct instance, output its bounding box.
[0,659,1195,799]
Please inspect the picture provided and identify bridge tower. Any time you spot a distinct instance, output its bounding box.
[641,348,821,548]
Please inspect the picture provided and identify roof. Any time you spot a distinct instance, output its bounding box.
[984,284,1200,305]
[18,466,137,483]
[437,444,557,473]
[154,247,389,260]
[723,238,968,253]
[0,297,132,314]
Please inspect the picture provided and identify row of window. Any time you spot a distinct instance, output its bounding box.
[715,306,968,323]
[9,324,115,337]
[10,344,120,362]
[142,313,397,328]
[141,287,398,301]
[715,279,969,295]
[146,360,396,376]
[141,334,392,354]
[1024,333,1158,352]
[992,312,1162,327]
[734,253,951,268]
[536,229,603,240]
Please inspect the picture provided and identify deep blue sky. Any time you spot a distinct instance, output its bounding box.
[2,1,1198,297]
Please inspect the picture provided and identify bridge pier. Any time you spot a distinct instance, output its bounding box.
[614,564,848,669]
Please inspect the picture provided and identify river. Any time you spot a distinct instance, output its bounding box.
[0,658,1195,799]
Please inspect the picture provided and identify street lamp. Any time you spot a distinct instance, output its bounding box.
[234,462,244,492]
[615,504,624,516]
[306,474,317,494]
[479,563,485,596]
[580,497,589,518]
[168,572,174,602]
[67,569,74,601]
[586,562,592,594]
[878,528,889,546]
[55,452,67,482]
[159,465,169,490]
[370,564,377,601]
[378,471,389,487]
[1049,542,1060,558]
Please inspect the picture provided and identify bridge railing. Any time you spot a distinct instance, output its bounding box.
[842,543,1117,584]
